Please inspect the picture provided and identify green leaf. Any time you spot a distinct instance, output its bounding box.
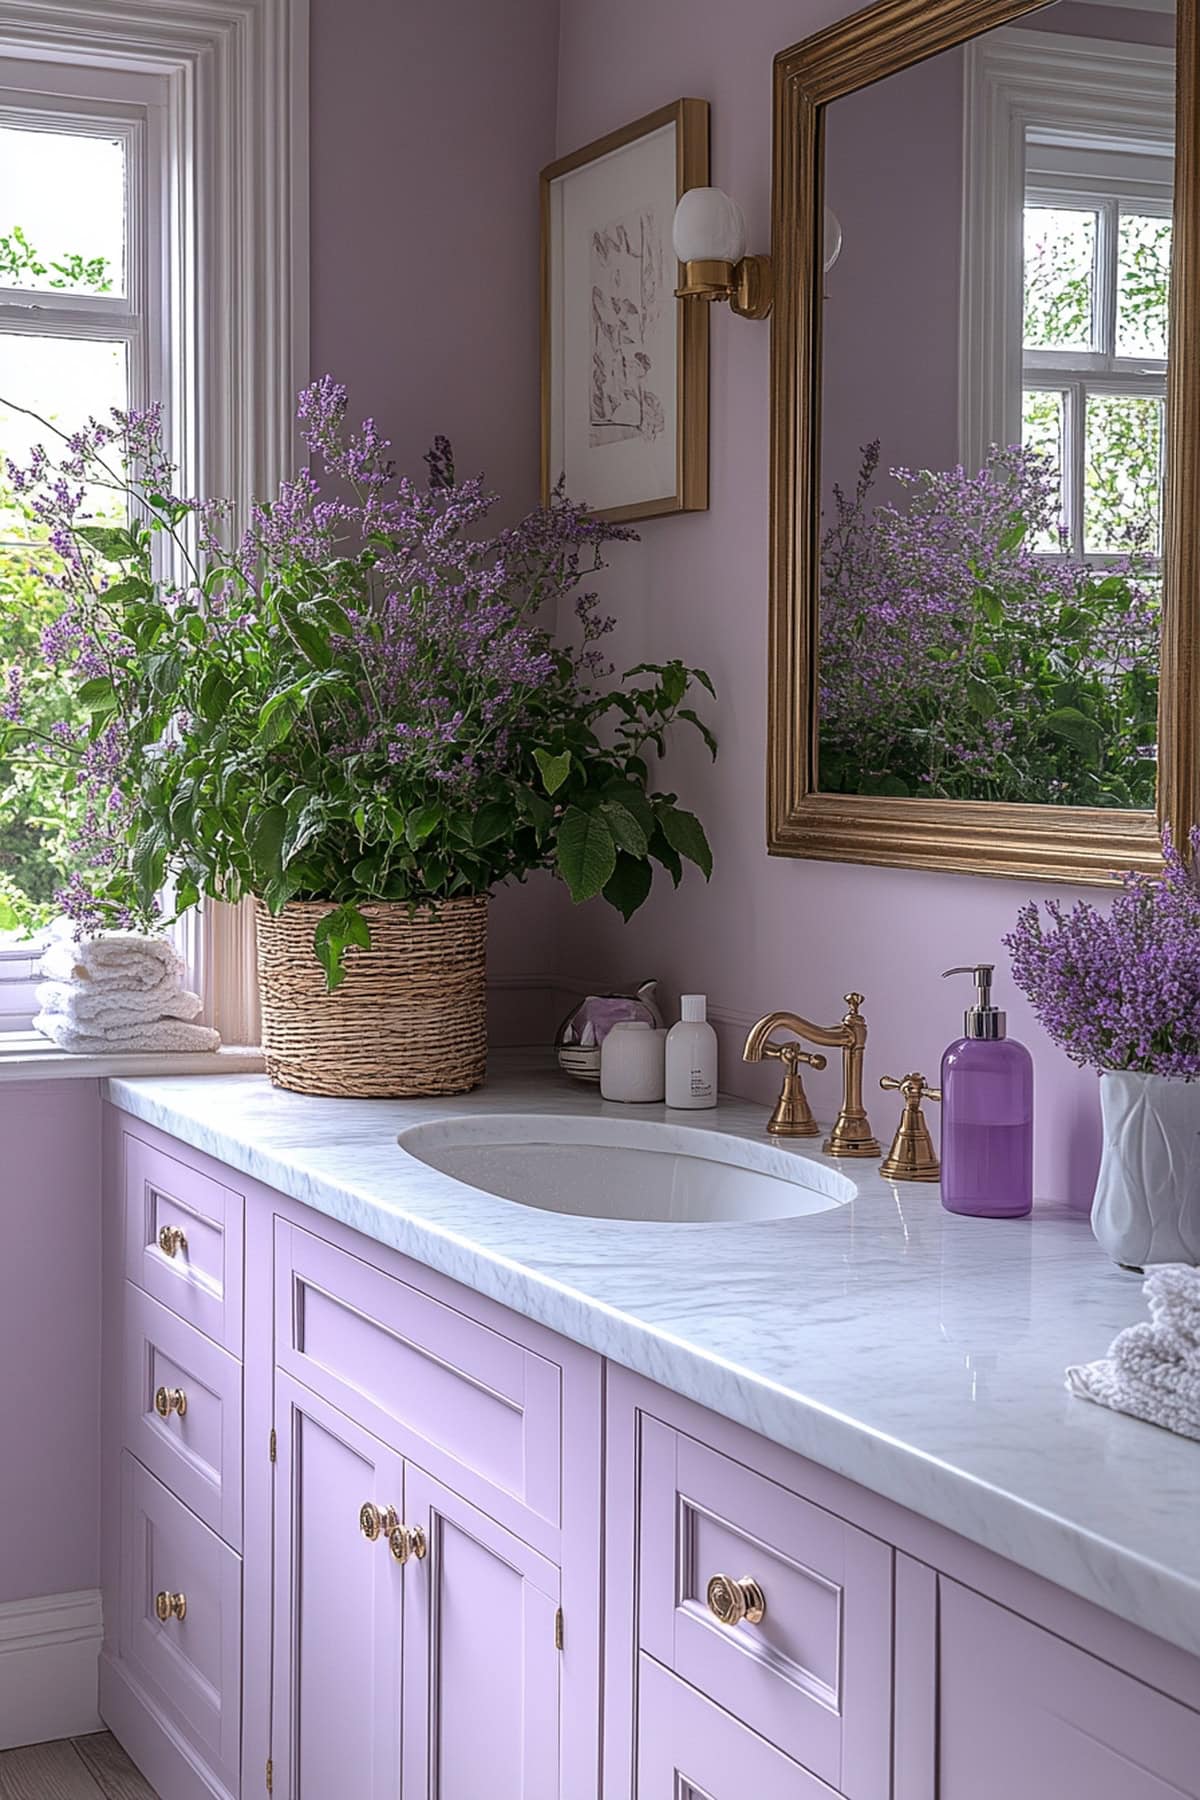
[657,804,713,880]
[534,748,571,795]
[77,676,116,709]
[472,801,513,848]
[602,851,653,922]
[405,802,444,848]
[998,519,1028,552]
[965,677,997,720]
[649,828,683,887]
[75,524,139,562]
[1043,707,1102,754]
[975,588,1004,629]
[312,903,372,991]
[556,805,617,902]
[289,616,333,670]
[250,804,288,879]
[198,667,234,722]
[660,662,687,708]
[282,799,327,866]
[256,685,302,749]
[599,798,648,858]
[679,707,718,759]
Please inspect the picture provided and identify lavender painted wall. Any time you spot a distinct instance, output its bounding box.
[309,0,561,1035]
[549,0,1146,1209]
[0,1081,100,1603]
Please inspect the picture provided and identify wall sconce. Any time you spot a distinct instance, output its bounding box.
[672,186,773,321]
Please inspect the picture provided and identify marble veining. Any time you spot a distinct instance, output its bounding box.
[107,1053,1200,1660]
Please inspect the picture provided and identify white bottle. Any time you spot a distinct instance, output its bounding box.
[665,995,718,1109]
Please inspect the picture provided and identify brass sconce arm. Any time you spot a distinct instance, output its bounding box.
[743,994,879,1157]
[676,254,773,320]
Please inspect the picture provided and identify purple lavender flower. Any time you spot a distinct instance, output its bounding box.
[1006,827,1200,1078]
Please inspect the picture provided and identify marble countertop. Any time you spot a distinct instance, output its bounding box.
[107,1053,1200,1659]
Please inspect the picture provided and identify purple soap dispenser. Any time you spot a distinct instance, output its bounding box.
[939,964,1033,1218]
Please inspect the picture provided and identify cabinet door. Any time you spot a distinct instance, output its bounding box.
[401,1463,561,1800]
[272,1373,406,1800]
[636,1656,838,1798]
[939,1579,1200,1799]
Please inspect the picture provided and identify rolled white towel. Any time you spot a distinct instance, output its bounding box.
[33,1011,221,1055]
[40,929,186,992]
[35,980,204,1027]
[1110,1321,1200,1405]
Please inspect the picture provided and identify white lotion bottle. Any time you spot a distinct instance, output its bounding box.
[665,995,718,1109]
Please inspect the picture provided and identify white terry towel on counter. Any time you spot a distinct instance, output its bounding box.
[1066,1264,1200,1442]
[40,928,187,992]
[32,1011,221,1054]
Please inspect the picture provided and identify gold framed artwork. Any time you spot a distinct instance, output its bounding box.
[541,98,710,523]
[768,0,1198,884]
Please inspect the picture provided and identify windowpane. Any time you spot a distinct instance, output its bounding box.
[0,126,125,297]
[0,334,128,537]
[1084,391,1162,555]
[1117,212,1172,360]
[1023,206,1096,352]
[1022,388,1068,550]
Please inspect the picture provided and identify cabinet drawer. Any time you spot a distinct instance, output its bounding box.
[638,1416,892,1798]
[939,1578,1200,1799]
[122,1283,242,1547]
[636,1656,837,1798]
[275,1218,562,1531]
[119,1455,242,1797]
[123,1132,243,1354]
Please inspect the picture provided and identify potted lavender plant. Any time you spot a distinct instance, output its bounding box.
[1006,829,1200,1268]
[0,380,715,1097]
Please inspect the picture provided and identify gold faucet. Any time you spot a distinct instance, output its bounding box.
[743,993,880,1157]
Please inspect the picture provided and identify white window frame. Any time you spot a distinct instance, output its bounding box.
[959,26,1176,485]
[0,0,309,1044]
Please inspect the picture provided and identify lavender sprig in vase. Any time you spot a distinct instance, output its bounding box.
[1005,828,1200,1269]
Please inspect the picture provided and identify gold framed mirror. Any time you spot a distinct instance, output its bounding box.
[769,0,1198,882]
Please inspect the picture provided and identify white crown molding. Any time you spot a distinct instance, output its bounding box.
[959,25,1175,476]
[0,1588,103,1750]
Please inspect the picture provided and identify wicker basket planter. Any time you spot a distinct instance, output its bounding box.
[255,896,488,1098]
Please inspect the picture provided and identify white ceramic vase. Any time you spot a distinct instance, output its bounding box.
[1091,1069,1200,1268]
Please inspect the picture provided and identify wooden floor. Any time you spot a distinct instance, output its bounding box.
[0,1734,157,1800]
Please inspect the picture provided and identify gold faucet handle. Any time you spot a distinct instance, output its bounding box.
[761,1040,827,1073]
[879,1072,941,1182]
[880,1071,941,1105]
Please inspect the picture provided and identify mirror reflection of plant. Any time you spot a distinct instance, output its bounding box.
[0,381,716,984]
[819,442,1159,807]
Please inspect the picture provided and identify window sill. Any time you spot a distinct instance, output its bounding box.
[0,1031,265,1083]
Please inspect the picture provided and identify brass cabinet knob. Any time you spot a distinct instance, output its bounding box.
[358,1501,400,1543]
[153,1385,188,1420]
[157,1224,188,1259]
[706,1572,766,1628]
[154,1590,187,1623]
[387,1524,428,1565]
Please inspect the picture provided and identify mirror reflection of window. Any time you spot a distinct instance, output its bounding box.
[818,0,1174,813]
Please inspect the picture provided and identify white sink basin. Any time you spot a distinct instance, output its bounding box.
[397,1114,854,1224]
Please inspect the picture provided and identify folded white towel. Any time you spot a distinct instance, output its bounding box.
[32,1011,221,1055]
[35,980,204,1027]
[1066,1264,1200,1442]
[40,929,186,992]
[1147,1263,1200,1361]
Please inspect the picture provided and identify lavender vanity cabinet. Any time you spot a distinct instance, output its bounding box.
[98,1102,1200,1800]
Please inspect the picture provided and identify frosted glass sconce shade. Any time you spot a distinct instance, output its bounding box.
[672,186,747,265]
[672,184,772,321]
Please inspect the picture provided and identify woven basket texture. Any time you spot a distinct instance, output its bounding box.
[255,896,488,1097]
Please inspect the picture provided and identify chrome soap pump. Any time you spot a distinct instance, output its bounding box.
[939,964,1033,1218]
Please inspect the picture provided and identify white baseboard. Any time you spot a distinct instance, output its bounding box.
[0,1588,103,1750]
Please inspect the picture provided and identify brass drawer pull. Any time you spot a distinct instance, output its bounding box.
[154,1590,187,1623]
[388,1524,428,1565]
[153,1385,188,1420]
[706,1572,766,1628]
[157,1224,188,1259]
[358,1501,399,1543]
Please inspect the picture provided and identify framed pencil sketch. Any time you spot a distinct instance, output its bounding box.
[541,98,710,523]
